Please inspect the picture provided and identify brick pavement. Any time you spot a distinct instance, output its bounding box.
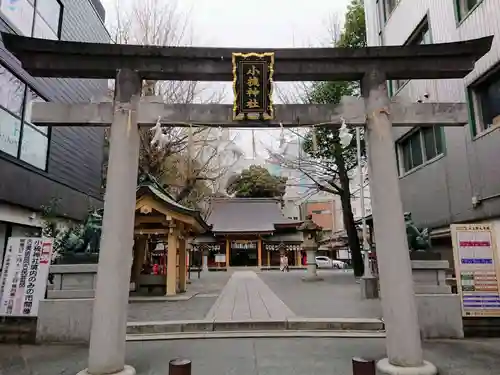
[2,338,500,375]
[205,270,295,320]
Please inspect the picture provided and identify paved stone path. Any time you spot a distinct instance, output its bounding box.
[2,338,500,375]
[205,271,295,320]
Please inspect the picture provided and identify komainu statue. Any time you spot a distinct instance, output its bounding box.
[56,209,103,261]
[405,212,431,251]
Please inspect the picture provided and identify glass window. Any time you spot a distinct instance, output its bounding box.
[20,122,48,169]
[391,19,431,93]
[35,0,61,34]
[0,109,22,157]
[474,69,500,131]
[0,67,26,116]
[0,67,49,170]
[383,0,401,21]
[33,13,58,40]
[422,127,437,161]
[456,0,480,21]
[0,0,35,36]
[24,88,48,134]
[399,126,444,174]
[409,132,423,167]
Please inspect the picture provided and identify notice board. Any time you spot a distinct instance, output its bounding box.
[451,223,500,317]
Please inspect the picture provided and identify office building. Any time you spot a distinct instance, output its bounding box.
[0,0,110,265]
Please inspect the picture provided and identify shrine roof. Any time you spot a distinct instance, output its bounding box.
[136,175,210,231]
[207,198,302,234]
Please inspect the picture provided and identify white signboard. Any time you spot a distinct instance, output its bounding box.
[0,237,53,317]
[451,223,500,317]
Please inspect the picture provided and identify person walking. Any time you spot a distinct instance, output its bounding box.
[280,254,285,272]
[283,254,289,272]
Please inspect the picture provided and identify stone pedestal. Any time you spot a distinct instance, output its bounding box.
[412,260,450,294]
[302,249,323,282]
[412,260,463,339]
[360,276,379,299]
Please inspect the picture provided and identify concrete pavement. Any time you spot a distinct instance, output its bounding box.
[128,271,231,322]
[259,269,382,318]
[2,338,500,375]
[127,269,379,323]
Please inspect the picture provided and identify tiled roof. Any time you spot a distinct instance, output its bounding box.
[206,198,301,233]
[136,174,210,231]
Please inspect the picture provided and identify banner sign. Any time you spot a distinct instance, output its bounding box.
[232,52,274,121]
[451,224,500,317]
[231,240,258,250]
[264,243,301,252]
[0,237,53,317]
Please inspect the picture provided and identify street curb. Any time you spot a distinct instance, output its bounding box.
[126,330,387,341]
[126,318,385,335]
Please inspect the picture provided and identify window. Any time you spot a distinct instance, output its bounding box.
[0,0,62,39]
[33,0,62,40]
[381,0,401,22]
[392,17,432,93]
[312,209,331,215]
[398,126,444,174]
[456,0,481,22]
[470,67,500,134]
[0,66,49,170]
[0,0,35,36]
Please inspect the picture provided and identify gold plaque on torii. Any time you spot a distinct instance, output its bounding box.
[232,52,274,121]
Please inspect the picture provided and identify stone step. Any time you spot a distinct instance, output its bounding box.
[127,330,386,341]
[126,318,385,335]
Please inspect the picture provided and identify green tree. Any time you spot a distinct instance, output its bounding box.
[303,0,367,277]
[226,165,287,199]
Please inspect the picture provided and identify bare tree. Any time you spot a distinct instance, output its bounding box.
[103,0,235,209]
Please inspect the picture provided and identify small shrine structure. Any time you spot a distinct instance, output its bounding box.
[133,176,210,295]
[193,198,303,269]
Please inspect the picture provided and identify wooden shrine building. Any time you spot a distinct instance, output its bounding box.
[193,198,303,269]
[132,176,210,295]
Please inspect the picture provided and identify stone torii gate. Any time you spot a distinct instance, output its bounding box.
[2,33,492,375]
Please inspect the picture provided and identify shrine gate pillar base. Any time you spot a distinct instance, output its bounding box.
[82,69,141,375]
[362,70,436,375]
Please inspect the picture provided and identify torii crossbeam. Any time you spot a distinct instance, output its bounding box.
[2,32,492,375]
[31,97,469,128]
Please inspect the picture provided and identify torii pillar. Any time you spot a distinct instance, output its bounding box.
[362,70,434,375]
[81,69,141,375]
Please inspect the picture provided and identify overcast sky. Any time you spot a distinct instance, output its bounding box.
[100,0,350,157]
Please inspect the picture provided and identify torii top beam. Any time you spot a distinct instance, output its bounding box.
[1,33,493,82]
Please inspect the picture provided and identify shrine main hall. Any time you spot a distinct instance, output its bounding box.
[193,198,304,269]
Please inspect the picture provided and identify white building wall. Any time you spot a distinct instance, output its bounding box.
[364,0,500,231]
[366,0,500,100]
